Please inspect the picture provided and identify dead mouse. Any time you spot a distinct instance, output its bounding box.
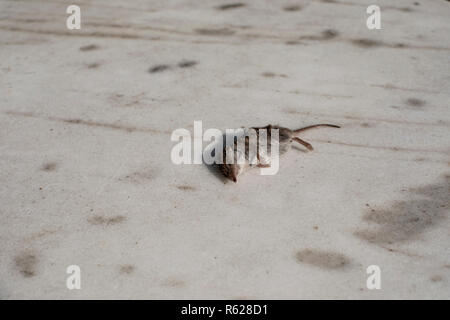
[219,124,340,182]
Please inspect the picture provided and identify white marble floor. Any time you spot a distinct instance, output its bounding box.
[0,0,449,299]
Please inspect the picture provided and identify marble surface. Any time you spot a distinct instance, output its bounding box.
[0,0,449,299]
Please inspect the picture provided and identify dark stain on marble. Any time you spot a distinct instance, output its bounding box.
[320,29,339,40]
[88,215,126,226]
[59,118,149,133]
[80,44,100,51]
[178,60,197,68]
[41,162,57,171]
[216,3,246,10]
[15,252,38,277]
[397,7,413,12]
[406,98,426,107]
[350,39,447,51]
[195,28,235,36]
[119,264,135,274]
[394,43,408,49]
[371,83,440,94]
[283,5,302,11]
[87,62,101,69]
[0,25,150,40]
[5,110,167,134]
[262,72,287,78]
[108,92,146,108]
[161,278,186,288]
[285,29,339,45]
[11,18,49,23]
[285,40,302,45]
[283,108,449,128]
[355,175,449,244]
[176,185,196,191]
[24,228,60,242]
[59,118,165,133]
[430,275,443,282]
[119,169,154,184]
[295,249,351,270]
[149,64,171,73]
[299,29,339,41]
[351,38,382,48]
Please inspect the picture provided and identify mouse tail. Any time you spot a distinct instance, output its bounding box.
[293,124,340,134]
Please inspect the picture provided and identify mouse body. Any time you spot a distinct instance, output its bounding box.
[218,124,339,182]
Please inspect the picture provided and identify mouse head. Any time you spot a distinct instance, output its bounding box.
[220,145,245,183]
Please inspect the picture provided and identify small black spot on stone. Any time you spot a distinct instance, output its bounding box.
[119,169,154,184]
[119,264,135,274]
[394,43,407,48]
[262,72,276,77]
[195,28,235,36]
[398,7,413,12]
[88,215,126,226]
[161,278,186,287]
[216,3,246,10]
[149,65,170,73]
[283,5,302,11]
[80,44,100,51]
[178,60,197,68]
[295,249,351,270]
[406,98,426,107]
[15,252,38,277]
[41,162,57,171]
[87,62,101,69]
[261,72,287,78]
[430,275,443,282]
[176,185,196,191]
[352,38,381,48]
[322,29,339,39]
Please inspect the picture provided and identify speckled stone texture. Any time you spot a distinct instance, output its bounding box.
[0,0,449,299]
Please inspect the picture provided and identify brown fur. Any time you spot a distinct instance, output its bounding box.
[219,124,340,182]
